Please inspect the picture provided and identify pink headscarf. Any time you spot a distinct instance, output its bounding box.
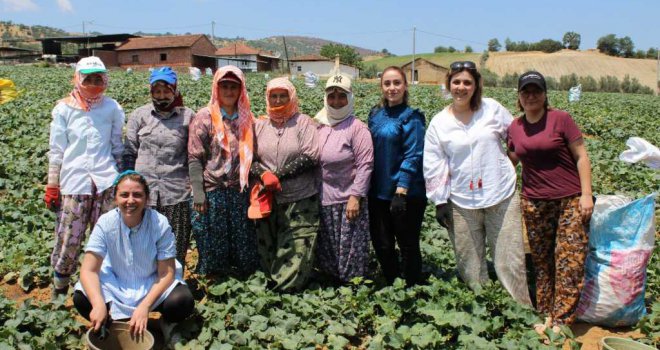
[209,66,254,191]
[265,77,299,124]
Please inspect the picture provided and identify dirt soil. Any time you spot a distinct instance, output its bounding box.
[565,322,645,350]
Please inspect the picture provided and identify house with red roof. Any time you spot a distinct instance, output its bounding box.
[115,34,217,70]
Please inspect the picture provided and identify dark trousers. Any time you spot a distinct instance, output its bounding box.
[73,284,195,323]
[369,197,426,285]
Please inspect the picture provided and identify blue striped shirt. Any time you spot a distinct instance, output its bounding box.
[74,208,184,320]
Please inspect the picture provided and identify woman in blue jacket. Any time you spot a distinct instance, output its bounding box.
[368,66,426,286]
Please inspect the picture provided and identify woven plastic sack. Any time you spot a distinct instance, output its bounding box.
[304,71,318,88]
[576,193,657,327]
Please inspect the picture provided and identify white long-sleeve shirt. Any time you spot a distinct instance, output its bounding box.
[48,97,125,195]
[423,98,516,209]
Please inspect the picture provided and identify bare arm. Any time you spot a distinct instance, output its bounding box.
[79,252,106,332]
[507,151,520,167]
[568,139,593,223]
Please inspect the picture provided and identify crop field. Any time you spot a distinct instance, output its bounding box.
[0,65,658,349]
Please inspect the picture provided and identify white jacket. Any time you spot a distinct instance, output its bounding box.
[423,98,516,209]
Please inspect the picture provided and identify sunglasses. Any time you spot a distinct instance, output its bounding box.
[450,61,477,71]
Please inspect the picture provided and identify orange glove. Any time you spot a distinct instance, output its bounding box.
[44,185,61,211]
[261,171,282,192]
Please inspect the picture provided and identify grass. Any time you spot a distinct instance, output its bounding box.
[364,52,482,70]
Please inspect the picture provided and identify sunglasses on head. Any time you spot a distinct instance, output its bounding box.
[450,61,477,71]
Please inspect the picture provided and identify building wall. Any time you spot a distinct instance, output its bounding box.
[404,60,448,84]
[190,37,217,56]
[117,47,192,68]
[217,54,258,72]
[290,61,359,78]
[93,50,118,67]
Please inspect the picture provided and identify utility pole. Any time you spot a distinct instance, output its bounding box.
[282,36,291,75]
[411,26,416,84]
[211,21,216,43]
[657,47,659,95]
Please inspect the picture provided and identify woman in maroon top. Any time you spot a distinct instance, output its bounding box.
[507,71,594,335]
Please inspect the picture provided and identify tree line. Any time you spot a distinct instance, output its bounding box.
[486,32,658,59]
[480,69,654,95]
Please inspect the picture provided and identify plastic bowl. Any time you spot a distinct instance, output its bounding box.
[600,336,655,350]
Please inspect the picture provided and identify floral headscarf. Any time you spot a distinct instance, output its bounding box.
[265,77,299,124]
[209,65,254,191]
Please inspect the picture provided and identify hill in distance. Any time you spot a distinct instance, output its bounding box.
[1,21,379,58]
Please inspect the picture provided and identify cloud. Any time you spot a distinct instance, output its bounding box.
[56,0,73,12]
[1,0,39,11]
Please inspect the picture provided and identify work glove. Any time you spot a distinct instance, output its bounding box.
[390,193,406,215]
[44,185,61,211]
[261,171,282,192]
[435,203,452,229]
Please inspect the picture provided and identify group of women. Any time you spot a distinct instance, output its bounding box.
[45,56,593,337]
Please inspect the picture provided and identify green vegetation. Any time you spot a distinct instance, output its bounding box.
[0,66,658,349]
[319,43,362,67]
[365,52,481,71]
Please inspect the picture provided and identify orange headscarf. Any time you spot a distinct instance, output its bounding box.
[209,66,254,191]
[265,77,299,124]
[60,72,108,111]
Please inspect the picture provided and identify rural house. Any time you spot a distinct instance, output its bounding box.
[401,58,449,84]
[288,54,359,78]
[215,42,280,72]
[115,34,217,71]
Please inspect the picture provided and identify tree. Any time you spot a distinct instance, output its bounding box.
[533,39,563,53]
[597,34,619,56]
[465,45,473,53]
[487,38,501,52]
[362,64,379,79]
[448,46,456,53]
[562,31,581,50]
[618,36,634,58]
[434,46,449,53]
[319,43,362,67]
[647,47,658,59]
[634,50,647,59]
[504,38,514,51]
[381,48,394,57]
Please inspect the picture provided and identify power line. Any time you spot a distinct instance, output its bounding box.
[416,29,488,47]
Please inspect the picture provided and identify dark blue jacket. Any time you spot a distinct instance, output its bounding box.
[368,104,426,200]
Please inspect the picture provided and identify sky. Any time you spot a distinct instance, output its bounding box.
[2,0,659,56]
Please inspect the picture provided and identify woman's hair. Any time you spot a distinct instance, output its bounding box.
[113,172,150,199]
[445,64,483,111]
[379,66,409,107]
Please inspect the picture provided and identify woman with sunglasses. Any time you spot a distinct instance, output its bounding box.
[45,57,124,298]
[507,71,593,333]
[423,61,531,305]
[368,66,426,286]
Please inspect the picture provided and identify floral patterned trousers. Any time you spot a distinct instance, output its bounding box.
[51,184,114,276]
[521,195,589,325]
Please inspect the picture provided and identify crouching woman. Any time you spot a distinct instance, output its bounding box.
[73,171,194,337]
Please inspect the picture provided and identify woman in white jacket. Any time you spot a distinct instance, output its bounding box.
[423,61,530,305]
